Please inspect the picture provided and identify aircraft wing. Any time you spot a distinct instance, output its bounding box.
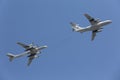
[91,31,97,41]
[17,42,31,50]
[27,54,39,66]
[84,13,99,25]
[27,57,34,66]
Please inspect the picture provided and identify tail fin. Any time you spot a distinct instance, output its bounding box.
[7,53,16,62]
[70,22,83,32]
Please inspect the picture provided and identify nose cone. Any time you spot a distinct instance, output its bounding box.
[107,20,112,24]
[44,45,48,48]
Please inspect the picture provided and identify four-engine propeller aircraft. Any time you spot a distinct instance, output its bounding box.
[7,42,47,66]
[70,13,112,41]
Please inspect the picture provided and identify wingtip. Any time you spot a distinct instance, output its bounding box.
[27,64,30,66]
[70,22,73,25]
[84,13,88,15]
[16,42,20,44]
[91,38,94,41]
[84,13,90,17]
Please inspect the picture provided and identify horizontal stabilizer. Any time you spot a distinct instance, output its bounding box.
[7,53,16,62]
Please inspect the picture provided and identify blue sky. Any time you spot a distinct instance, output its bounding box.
[0,0,120,80]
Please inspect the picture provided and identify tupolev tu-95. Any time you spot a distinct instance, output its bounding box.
[7,42,47,66]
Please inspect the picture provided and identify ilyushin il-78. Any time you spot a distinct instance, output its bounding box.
[7,42,47,66]
[70,13,112,41]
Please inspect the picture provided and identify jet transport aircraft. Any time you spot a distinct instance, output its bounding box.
[70,13,112,41]
[7,42,47,66]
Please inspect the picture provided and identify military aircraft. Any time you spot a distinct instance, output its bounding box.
[70,13,112,41]
[7,42,47,66]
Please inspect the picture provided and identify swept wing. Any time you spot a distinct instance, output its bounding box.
[17,42,32,50]
[27,57,34,66]
[91,29,102,41]
[27,55,38,66]
[84,13,100,25]
[91,31,97,41]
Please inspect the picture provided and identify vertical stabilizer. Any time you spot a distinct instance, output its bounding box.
[70,22,83,32]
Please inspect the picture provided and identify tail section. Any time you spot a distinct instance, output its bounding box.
[70,22,83,32]
[7,53,16,62]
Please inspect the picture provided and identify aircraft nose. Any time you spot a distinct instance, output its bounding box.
[44,45,48,48]
[107,20,112,23]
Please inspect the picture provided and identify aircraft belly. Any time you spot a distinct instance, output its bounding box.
[90,25,102,31]
[83,27,93,32]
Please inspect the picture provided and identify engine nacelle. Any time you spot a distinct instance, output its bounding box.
[97,29,102,33]
[34,55,39,58]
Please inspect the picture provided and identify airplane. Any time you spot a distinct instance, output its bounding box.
[7,42,47,66]
[70,13,112,41]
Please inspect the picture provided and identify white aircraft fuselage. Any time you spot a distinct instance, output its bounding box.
[76,20,112,33]
[7,42,47,66]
